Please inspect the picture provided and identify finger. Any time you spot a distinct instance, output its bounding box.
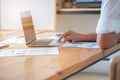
[64,36,72,42]
[58,31,71,42]
[58,35,64,42]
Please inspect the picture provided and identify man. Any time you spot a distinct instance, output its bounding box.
[58,0,120,49]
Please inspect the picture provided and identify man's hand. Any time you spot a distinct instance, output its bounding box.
[58,30,82,43]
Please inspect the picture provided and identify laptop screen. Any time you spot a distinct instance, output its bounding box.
[20,11,36,45]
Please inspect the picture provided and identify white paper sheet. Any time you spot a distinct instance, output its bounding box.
[0,37,42,44]
[0,43,9,48]
[0,47,59,57]
[62,42,99,48]
[1,37,25,43]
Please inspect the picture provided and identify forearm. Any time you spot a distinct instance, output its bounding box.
[78,33,97,42]
[97,32,119,49]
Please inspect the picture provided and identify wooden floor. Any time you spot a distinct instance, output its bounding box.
[67,72,108,80]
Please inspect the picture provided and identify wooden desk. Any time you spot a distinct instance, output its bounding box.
[0,30,120,80]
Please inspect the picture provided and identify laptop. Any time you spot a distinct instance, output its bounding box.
[20,11,62,47]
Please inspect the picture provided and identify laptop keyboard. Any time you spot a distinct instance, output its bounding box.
[30,39,53,46]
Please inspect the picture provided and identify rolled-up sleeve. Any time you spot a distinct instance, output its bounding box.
[96,0,120,34]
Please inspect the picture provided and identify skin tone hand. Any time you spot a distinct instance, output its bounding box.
[58,30,81,42]
[58,30,120,49]
[58,30,96,43]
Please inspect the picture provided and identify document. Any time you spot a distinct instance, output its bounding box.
[1,37,25,43]
[62,42,98,48]
[0,43,9,48]
[0,47,59,57]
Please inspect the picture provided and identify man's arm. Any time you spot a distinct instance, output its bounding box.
[85,32,120,49]
[58,30,97,42]
[97,32,119,49]
[96,0,120,49]
[58,30,120,49]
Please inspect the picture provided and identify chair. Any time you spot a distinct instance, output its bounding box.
[110,56,120,80]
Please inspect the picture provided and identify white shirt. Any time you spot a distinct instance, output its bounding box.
[96,0,120,34]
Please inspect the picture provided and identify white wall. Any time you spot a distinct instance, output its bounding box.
[56,14,100,33]
[1,0,55,30]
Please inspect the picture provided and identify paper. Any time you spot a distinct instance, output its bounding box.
[0,47,59,57]
[0,43,9,48]
[62,42,98,48]
[1,37,25,43]
[0,36,46,44]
